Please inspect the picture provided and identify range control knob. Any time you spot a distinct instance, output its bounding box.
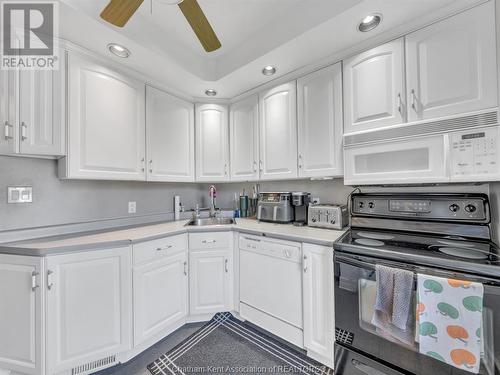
[449,204,460,213]
[311,218,317,223]
[465,204,477,213]
[368,202,375,209]
[358,202,364,209]
[330,219,336,224]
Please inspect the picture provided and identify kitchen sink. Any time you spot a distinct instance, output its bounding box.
[185,217,236,226]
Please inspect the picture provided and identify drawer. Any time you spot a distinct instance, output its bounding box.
[189,232,232,250]
[133,234,187,265]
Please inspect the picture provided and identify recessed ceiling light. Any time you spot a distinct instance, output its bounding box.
[262,65,277,76]
[205,89,217,96]
[358,13,382,32]
[107,43,131,58]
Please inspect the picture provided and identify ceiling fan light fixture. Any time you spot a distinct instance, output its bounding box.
[358,13,382,32]
[205,89,217,97]
[262,65,277,76]
[107,43,131,58]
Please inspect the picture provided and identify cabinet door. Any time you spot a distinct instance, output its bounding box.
[134,252,188,346]
[259,82,298,180]
[303,244,334,368]
[146,86,195,182]
[46,247,132,375]
[230,95,259,181]
[189,250,232,315]
[297,64,343,178]
[344,39,405,134]
[406,2,497,122]
[195,104,229,182]
[19,67,64,156]
[65,53,146,180]
[0,255,43,375]
[0,69,17,155]
[344,134,449,185]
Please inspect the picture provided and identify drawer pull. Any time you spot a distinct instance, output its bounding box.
[303,255,308,273]
[225,259,229,273]
[156,245,173,251]
[31,271,39,291]
[202,239,216,244]
[184,261,188,276]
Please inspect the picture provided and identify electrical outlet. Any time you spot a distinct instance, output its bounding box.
[128,201,137,214]
[8,186,33,203]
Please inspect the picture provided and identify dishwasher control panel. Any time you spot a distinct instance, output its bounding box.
[239,234,301,262]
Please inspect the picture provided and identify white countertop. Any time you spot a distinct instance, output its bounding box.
[0,218,347,256]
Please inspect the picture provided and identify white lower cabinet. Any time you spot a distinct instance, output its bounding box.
[302,244,335,368]
[46,247,132,375]
[189,233,233,316]
[0,255,43,375]
[344,134,449,185]
[133,235,188,347]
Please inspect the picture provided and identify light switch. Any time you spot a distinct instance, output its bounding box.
[8,187,33,203]
[128,201,137,214]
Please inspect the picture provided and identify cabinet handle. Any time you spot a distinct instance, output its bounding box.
[259,160,263,172]
[253,161,257,172]
[397,93,402,114]
[21,122,27,141]
[298,155,303,169]
[202,239,216,244]
[149,159,153,173]
[4,121,13,140]
[184,261,188,276]
[156,245,173,252]
[141,158,145,172]
[31,271,40,291]
[225,259,229,273]
[411,89,417,111]
[47,270,54,290]
[303,255,308,273]
[224,164,228,176]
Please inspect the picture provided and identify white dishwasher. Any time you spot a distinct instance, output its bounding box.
[239,234,303,347]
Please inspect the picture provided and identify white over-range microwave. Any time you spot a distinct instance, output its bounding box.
[343,109,500,186]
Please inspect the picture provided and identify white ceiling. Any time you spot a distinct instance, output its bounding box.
[59,0,485,99]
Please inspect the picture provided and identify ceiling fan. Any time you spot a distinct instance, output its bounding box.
[100,0,221,52]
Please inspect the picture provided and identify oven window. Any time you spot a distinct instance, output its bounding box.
[336,259,499,375]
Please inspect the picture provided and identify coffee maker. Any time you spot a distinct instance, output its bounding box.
[291,192,311,226]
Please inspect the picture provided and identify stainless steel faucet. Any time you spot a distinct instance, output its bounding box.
[208,185,217,218]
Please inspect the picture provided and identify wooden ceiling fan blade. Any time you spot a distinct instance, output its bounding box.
[178,0,221,52]
[100,0,144,27]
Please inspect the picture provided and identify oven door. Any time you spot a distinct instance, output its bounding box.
[334,251,500,375]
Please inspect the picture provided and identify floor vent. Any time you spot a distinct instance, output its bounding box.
[71,355,116,375]
[344,110,499,146]
[335,327,354,345]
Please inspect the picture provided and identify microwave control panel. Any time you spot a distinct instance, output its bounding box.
[451,127,499,177]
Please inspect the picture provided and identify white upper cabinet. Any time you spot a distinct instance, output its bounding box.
[61,53,146,180]
[229,94,259,181]
[343,39,406,134]
[297,64,343,178]
[0,50,64,157]
[405,2,497,122]
[259,82,298,180]
[0,69,17,155]
[146,86,195,182]
[195,104,230,182]
[19,68,65,156]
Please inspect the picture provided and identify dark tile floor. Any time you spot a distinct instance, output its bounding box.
[93,322,206,375]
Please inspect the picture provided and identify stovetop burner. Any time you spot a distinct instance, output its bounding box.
[354,238,385,247]
[437,246,492,260]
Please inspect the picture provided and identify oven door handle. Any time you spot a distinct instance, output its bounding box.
[335,253,500,287]
[351,359,388,375]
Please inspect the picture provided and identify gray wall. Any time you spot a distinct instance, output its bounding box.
[0,156,202,231]
[1,155,498,245]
